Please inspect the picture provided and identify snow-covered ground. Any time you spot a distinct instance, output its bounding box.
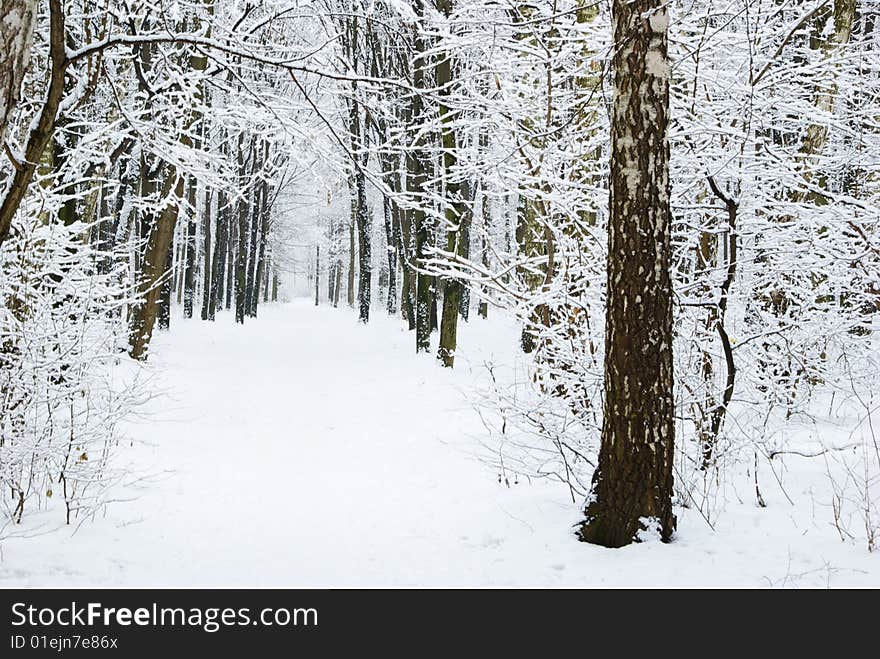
[1,300,878,587]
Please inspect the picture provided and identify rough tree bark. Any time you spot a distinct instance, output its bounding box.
[244,142,265,318]
[210,186,228,318]
[409,0,432,352]
[0,0,65,249]
[182,177,198,318]
[579,0,676,548]
[0,0,36,148]
[129,174,185,359]
[347,190,356,308]
[200,187,213,320]
[234,139,252,324]
[436,0,468,367]
[252,166,271,318]
[797,0,856,181]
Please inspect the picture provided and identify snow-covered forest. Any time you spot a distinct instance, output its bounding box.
[1,0,878,586]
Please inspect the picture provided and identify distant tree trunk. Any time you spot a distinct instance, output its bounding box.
[183,178,198,318]
[234,193,248,324]
[354,164,371,323]
[579,0,676,548]
[515,195,547,353]
[327,217,336,304]
[429,278,439,333]
[347,204,356,308]
[315,245,320,306]
[345,84,372,322]
[398,176,417,330]
[478,181,490,319]
[383,195,398,315]
[54,110,82,227]
[174,226,185,305]
[263,255,271,302]
[201,187,213,320]
[234,137,251,324]
[458,179,473,321]
[212,189,228,316]
[225,210,235,310]
[245,142,266,317]
[158,238,173,330]
[410,2,432,352]
[244,192,260,317]
[252,174,271,317]
[328,262,336,304]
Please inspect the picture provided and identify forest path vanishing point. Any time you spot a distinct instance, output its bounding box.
[1,300,877,587]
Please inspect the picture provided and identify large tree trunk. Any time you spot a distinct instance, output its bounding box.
[579,0,676,548]
[798,0,856,174]
[129,174,184,359]
[436,0,467,367]
[129,3,211,354]
[0,0,36,147]
[0,0,65,249]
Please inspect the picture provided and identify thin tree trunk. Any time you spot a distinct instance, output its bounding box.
[201,187,213,320]
[252,174,271,317]
[458,178,473,321]
[354,163,371,323]
[158,239,173,330]
[234,137,251,324]
[245,142,266,317]
[478,182,490,319]
[225,209,235,310]
[212,189,227,317]
[410,4,432,352]
[382,194,398,315]
[182,177,198,318]
[347,206,356,308]
[315,245,320,306]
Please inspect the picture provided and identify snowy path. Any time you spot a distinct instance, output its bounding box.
[2,301,878,586]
